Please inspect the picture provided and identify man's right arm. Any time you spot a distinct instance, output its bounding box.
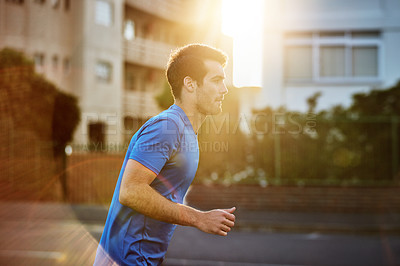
[119,159,235,236]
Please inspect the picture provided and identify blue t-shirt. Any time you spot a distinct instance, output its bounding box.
[94,104,199,265]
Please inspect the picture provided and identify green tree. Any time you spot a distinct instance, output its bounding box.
[52,92,81,157]
[0,48,81,200]
[155,81,174,110]
[249,81,400,186]
[0,48,80,156]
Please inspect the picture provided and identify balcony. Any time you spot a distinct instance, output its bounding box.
[123,38,176,69]
[123,91,161,117]
[125,0,198,24]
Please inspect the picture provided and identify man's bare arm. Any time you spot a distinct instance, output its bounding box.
[119,159,235,236]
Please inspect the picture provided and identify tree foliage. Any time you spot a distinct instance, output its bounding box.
[155,81,174,110]
[0,48,80,157]
[52,91,81,156]
[247,81,400,185]
[193,81,400,186]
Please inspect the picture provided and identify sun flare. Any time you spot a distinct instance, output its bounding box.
[221,0,264,87]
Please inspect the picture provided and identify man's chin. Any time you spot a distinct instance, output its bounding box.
[210,106,223,115]
[198,103,223,116]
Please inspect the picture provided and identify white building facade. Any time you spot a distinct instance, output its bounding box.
[258,0,400,112]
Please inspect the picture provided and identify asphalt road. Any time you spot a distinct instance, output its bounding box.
[165,226,400,266]
[0,202,399,265]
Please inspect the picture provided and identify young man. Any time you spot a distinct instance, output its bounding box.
[94,44,236,265]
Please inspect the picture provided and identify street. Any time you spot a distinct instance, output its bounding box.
[0,202,399,266]
[166,226,400,266]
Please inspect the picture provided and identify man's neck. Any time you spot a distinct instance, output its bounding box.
[174,101,206,134]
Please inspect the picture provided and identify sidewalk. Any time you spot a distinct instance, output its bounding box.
[0,202,101,266]
[1,201,399,235]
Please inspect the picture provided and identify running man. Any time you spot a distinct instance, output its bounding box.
[94,44,236,265]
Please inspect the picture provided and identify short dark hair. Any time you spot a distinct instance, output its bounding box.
[166,43,227,100]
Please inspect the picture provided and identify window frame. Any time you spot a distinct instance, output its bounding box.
[52,55,59,71]
[124,20,135,41]
[63,57,71,75]
[95,60,113,83]
[64,0,70,11]
[125,71,137,91]
[284,31,383,84]
[34,53,45,73]
[95,0,113,27]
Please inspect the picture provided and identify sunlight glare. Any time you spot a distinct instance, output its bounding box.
[222,0,264,87]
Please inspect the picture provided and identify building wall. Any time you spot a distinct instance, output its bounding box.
[260,0,400,111]
[1,0,233,149]
[73,0,124,145]
[0,0,75,94]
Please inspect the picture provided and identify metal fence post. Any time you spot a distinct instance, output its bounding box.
[9,127,14,188]
[392,116,399,179]
[274,133,281,180]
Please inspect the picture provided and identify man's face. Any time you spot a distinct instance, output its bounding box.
[195,60,228,115]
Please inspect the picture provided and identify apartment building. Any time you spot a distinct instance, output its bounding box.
[256,0,400,111]
[0,0,233,147]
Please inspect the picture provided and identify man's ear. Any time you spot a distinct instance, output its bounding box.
[183,76,196,93]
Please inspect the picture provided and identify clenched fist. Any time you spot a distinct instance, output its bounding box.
[194,207,236,236]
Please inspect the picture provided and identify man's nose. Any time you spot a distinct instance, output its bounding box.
[220,83,228,95]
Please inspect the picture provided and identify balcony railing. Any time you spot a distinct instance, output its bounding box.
[123,38,176,69]
[123,91,160,118]
[125,0,196,23]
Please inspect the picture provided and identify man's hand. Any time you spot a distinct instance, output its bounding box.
[194,207,236,236]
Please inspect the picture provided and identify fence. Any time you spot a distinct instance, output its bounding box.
[65,152,124,204]
[253,116,400,184]
[196,114,400,187]
[185,185,400,213]
[1,116,399,209]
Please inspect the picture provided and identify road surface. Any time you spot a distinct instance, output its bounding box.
[0,202,399,265]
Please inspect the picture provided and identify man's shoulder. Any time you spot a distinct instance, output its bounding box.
[142,106,185,134]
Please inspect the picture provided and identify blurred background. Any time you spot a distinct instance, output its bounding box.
[0,0,400,265]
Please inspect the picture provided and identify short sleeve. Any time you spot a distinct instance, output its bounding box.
[129,117,181,175]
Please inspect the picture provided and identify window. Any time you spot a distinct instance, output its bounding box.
[52,55,58,71]
[125,70,146,91]
[88,122,105,151]
[125,72,137,91]
[63,58,71,75]
[124,116,134,131]
[34,53,45,73]
[96,61,112,82]
[64,0,70,11]
[352,47,378,77]
[124,20,135,40]
[95,0,113,27]
[320,46,345,77]
[284,31,381,83]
